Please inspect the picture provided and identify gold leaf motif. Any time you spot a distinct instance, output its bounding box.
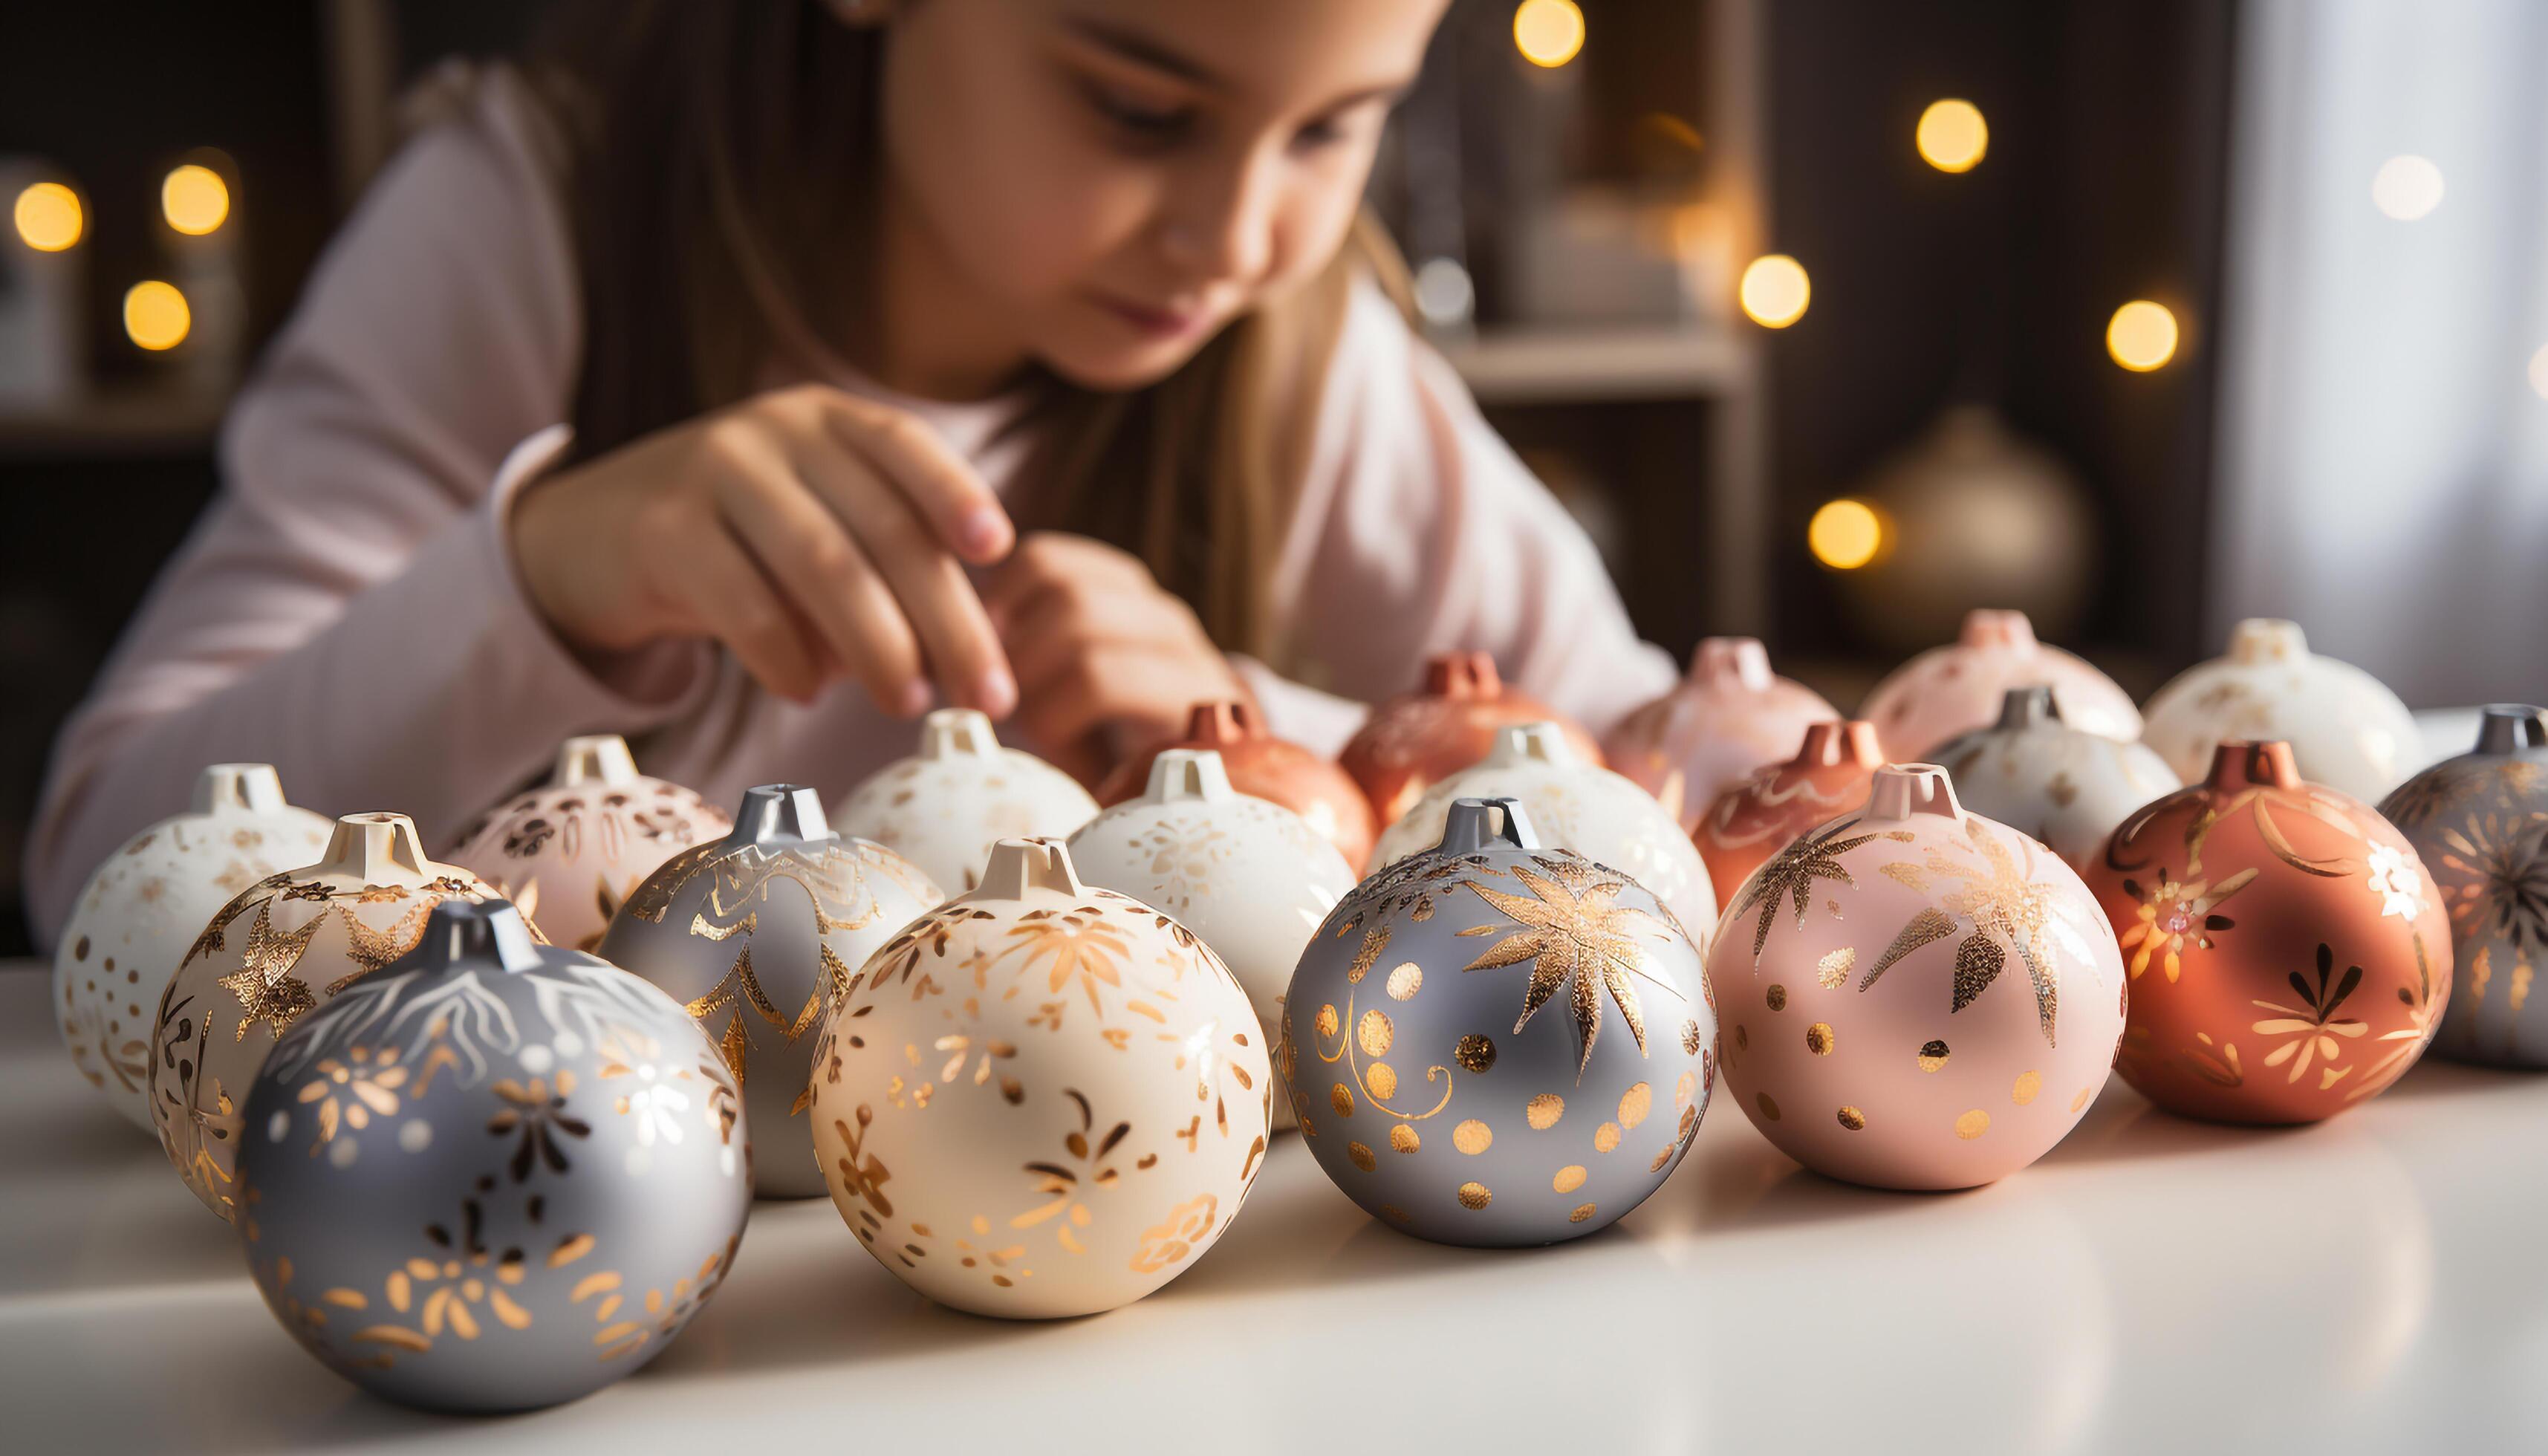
[1816,946,1856,989]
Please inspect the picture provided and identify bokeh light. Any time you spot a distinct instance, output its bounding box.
[1808,498,1886,570]
[162,164,231,235]
[2370,155,2445,221]
[2106,300,2178,371]
[1916,100,1989,173]
[2529,343,2548,402]
[1739,254,1811,328]
[13,181,83,252]
[124,280,192,351]
[1512,0,1585,68]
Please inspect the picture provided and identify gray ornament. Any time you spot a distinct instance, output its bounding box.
[235,900,752,1413]
[2379,705,2548,1067]
[598,784,941,1196]
[1283,797,1715,1247]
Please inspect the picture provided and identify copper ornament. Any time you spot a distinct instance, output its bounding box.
[1339,652,1602,827]
[1694,721,1886,899]
[1096,701,1377,871]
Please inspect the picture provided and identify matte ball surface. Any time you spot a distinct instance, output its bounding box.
[1859,608,2140,760]
[599,786,940,1197]
[54,764,331,1133]
[834,709,1097,894]
[1712,766,2125,1189]
[2086,741,2450,1122]
[2141,618,2424,804]
[236,902,750,1413]
[1285,798,1714,1246]
[1096,701,1377,872]
[1695,721,1885,900]
[1603,637,1839,831]
[1339,652,1602,827]
[810,839,1270,1317]
[1927,688,2181,874]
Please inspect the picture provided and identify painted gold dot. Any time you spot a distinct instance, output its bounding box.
[1315,1004,1339,1039]
[2012,1070,2042,1105]
[1454,1034,1497,1073]
[1618,1082,1653,1128]
[1680,1018,1703,1054]
[1594,1121,1622,1152]
[1330,1082,1354,1117]
[1452,1119,1493,1154]
[1385,963,1423,1001]
[1917,1039,1950,1073]
[1357,1009,1394,1058]
[1553,1164,1587,1193]
[2070,1086,2093,1113]
[1347,1141,1376,1171]
[1806,1022,1835,1056]
[1735,1024,1749,1050]
[1569,1203,1598,1223]
[1836,1105,1867,1131]
[1648,1145,1674,1172]
[1526,1093,1564,1129]
[1388,1123,1420,1154]
[1456,1181,1492,1210]
[1381,1203,1410,1223]
[1674,1070,1697,1109]
[1956,1108,1991,1140]
[1765,984,1787,1012]
[1677,1105,1699,1142]
[1757,1092,1781,1121]
[1367,1062,1399,1099]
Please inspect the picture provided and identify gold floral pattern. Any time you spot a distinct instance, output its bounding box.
[1128,1194,1221,1274]
[1726,819,1891,966]
[1455,856,1688,1074]
[2116,871,2255,982]
[2249,944,2368,1088]
[1858,819,2102,1043]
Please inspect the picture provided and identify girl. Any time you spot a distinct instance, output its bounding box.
[26,0,1674,942]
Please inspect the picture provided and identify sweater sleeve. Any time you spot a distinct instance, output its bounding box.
[22,74,708,946]
[1249,280,1679,755]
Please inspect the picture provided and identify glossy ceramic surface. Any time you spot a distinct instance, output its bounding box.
[235,902,752,1412]
[2141,618,2425,803]
[1602,637,1840,830]
[1859,608,2141,759]
[1096,702,1377,872]
[833,709,1098,894]
[53,764,332,1134]
[1339,652,1602,826]
[1711,765,2126,1189]
[1694,721,1886,901]
[2088,741,2451,1123]
[1928,688,2182,874]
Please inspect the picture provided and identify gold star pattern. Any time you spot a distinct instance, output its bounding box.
[1457,857,1683,1078]
[1726,818,1891,966]
[1858,820,2099,1044]
[215,902,323,1039]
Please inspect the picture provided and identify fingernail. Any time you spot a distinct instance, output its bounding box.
[897,679,933,716]
[978,666,1017,717]
[960,507,1010,558]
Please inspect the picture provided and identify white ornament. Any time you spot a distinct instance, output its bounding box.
[2140,618,2425,802]
[1928,687,2182,873]
[833,709,1097,894]
[53,764,331,1134]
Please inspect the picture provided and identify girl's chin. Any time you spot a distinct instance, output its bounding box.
[1039,325,1224,393]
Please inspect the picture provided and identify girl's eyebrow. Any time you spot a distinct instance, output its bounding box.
[1059,16,1420,113]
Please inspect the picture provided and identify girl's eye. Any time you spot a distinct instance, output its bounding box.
[1085,82,1193,143]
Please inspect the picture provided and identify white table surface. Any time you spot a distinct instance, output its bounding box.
[3,958,2544,1455]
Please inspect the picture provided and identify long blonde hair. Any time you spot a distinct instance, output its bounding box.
[531,0,1404,664]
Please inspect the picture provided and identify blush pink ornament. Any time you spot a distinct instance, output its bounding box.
[1859,609,2141,761]
[1603,637,1840,831]
[1709,764,2127,1189]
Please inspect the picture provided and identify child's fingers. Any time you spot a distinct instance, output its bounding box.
[980,533,1157,623]
[712,464,929,717]
[667,527,828,704]
[799,387,1015,564]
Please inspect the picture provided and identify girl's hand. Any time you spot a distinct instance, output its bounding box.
[984,533,1249,784]
[509,385,1018,712]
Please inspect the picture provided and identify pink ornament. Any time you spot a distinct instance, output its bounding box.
[1710,764,2126,1189]
[1859,609,2140,761]
[1604,637,1839,831]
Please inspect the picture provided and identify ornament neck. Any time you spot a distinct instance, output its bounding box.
[1862,764,1963,823]
[2226,617,2307,665]
[1957,609,2038,656]
[411,901,545,975]
[1144,750,1234,804]
[550,734,639,788]
[193,763,289,816]
[917,708,1003,761]
[1436,796,1540,855]
[2473,704,2548,755]
[730,784,832,847]
[1795,721,1885,770]
[975,839,1086,900]
[1994,686,2061,732]
[1183,701,1260,745]
[1488,721,1580,770]
[1689,637,1773,692]
[1423,651,1502,701]
[316,813,437,883]
[2205,740,2302,792]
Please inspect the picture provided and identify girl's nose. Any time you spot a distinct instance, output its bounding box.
[1160,147,1281,286]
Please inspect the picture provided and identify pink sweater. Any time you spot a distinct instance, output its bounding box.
[25,71,1674,946]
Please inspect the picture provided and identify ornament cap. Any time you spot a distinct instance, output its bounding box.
[1488,721,1582,770]
[1958,608,2038,655]
[1436,796,1539,855]
[1423,651,1502,700]
[1182,701,1261,744]
[316,813,438,883]
[730,784,832,848]
[976,838,1085,900]
[2473,704,2548,755]
[2206,739,2302,793]
[406,900,545,976]
[917,708,1003,761]
[2227,617,2307,665]
[1994,686,2062,732]
[550,734,640,788]
[1864,764,1964,822]
[1690,636,1774,692]
[1143,750,1234,804]
[194,763,289,816]
[1796,720,1886,770]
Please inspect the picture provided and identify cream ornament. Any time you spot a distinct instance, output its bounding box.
[833,709,1099,894]
[54,764,332,1134]
[150,813,500,1220]
[1066,750,1357,1131]
[810,839,1270,1318]
[2140,618,2425,803]
[1928,687,2183,873]
[1369,722,1717,946]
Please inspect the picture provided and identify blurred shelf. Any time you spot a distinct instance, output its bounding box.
[0,386,228,461]
[1440,322,1758,406]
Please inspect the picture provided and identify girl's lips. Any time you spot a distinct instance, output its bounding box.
[1089,290,1208,340]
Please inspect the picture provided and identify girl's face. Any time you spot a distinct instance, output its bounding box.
[874,0,1446,395]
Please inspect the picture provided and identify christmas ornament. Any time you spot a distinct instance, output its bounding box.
[1602,637,1839,830]
[1067,750,1356,1131]
[2141,618,2424,803]
[1711,765,2125,1189]
[1339,651,1602,826]
[54,763,331,1134]
[1694,721,1886,901]
[2377,706,2548,1068]
[1096,701,1377,871]
[446,735,730,955]
[2088,741,2450,1123]
[834,708,1097,893]
[151,813,499,1220]
[809,839,1269,1317]
[1859,608,2139,760]
[599,785,939,1197]
[1928,687,2180,874]
[1284,798,1713,1246]
[1370,722,1717,945]
[235,900,750,1413]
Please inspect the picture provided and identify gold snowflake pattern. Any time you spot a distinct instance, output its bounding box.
[1456,855,1686,1076]
[215,902,323,1039]
[1725,818,1892,966]
[1859,819,2100,1044]
[2434,812,2548,952]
